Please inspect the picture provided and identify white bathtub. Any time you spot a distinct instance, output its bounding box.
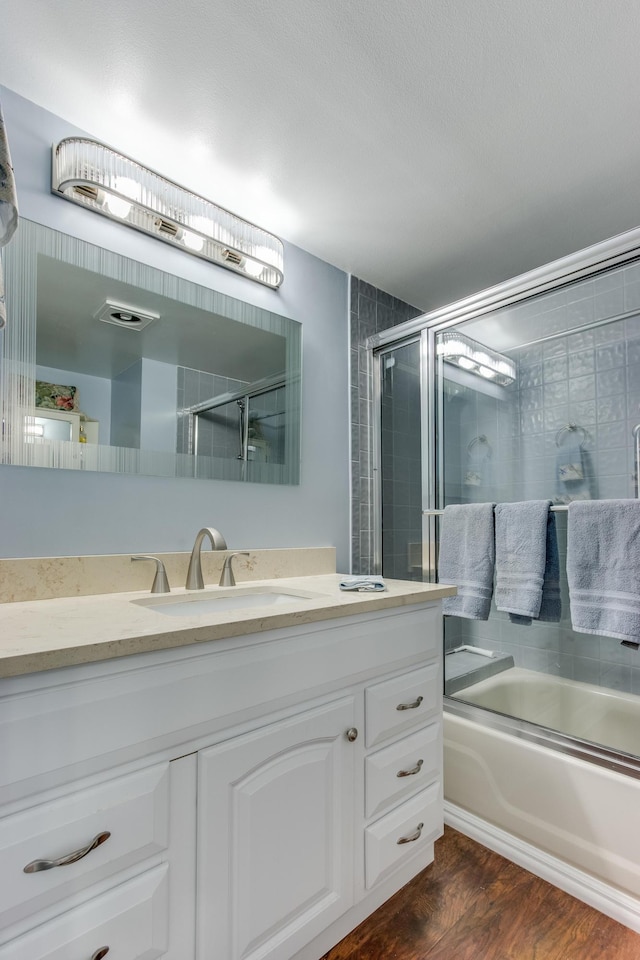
[451,667,640,756]
[444,668,640,928]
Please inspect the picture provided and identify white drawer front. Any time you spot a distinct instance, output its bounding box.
[0,864,168,960]
[365,664,439,748]
[365,722,441,819]
[0,763,169,934]
[364,782,442,889]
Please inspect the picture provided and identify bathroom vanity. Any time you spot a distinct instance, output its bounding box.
[0,572,454,960]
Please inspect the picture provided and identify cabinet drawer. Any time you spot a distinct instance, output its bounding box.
[0,763,169,934]
[364,782,442,889]
[0,864,168,960]
[365,722,441,819]
[365,665,439,748]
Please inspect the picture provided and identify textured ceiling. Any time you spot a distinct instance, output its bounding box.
[3,0,640,311]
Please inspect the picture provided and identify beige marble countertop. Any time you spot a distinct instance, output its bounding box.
[0,574,456,678]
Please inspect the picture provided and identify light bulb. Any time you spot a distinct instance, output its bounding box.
[478,366,497,379]
[104,193,132,219]
[182,230,204,252]
[104,177,142,219]
[243,257,265,278]
[458,357,475,370]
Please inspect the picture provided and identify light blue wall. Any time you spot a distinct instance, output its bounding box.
[139,359,178,454]
[111,361,142,449]
[0,87,351,566]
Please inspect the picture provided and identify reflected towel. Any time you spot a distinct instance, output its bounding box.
[495,500,551,619]
[555,434,590,504]
[567,500,640,641]
[0,101,18,328]
[438,503,495,620]
[509,510,561,624]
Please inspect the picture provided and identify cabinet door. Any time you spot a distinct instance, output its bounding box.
[197,697,356,960]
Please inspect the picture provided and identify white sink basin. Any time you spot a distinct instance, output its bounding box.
[132,586,324,617]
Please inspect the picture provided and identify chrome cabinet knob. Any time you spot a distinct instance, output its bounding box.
[346,727,358,742]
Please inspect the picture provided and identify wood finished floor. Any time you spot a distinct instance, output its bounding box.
[321,827,640,960]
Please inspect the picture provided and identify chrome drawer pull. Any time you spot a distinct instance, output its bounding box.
[23,831,111,873]
[91,949,110,960]
[397,758,423,778]
[397,822,424,845]
[396,695,423,711]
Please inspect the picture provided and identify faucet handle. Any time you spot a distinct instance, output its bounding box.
[219,552,251,587]
[131,556,171,594]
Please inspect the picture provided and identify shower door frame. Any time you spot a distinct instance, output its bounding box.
[367,220,640,777]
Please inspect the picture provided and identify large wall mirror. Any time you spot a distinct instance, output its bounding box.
[1,219,301,484]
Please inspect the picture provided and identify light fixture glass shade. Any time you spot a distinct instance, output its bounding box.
[436,331,516,386]
[51,138,284,288]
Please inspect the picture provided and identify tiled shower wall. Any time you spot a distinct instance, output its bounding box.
[349,277,422,574]
[450,259,640,694]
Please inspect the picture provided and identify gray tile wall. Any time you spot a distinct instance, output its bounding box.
[349,277,422,574]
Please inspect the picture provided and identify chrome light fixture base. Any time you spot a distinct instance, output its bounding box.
[51,138,284,288]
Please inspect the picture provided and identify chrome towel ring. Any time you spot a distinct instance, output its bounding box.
[555,423,588,447]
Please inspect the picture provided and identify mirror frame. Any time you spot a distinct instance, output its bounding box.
[1,219,301,484]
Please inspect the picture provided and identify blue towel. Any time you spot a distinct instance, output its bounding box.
[495,501,551,619]
[438,503,495,620]
[567,500,640,641]
[509,511,561,625]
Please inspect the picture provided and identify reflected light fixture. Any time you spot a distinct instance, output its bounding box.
[437,331,516,386]
[51,138,284,288]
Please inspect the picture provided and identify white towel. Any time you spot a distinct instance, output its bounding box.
[0,101,19,329]
[339,576,386,592]
[567,500,640,641]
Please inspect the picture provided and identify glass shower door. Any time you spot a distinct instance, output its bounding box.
[375,337,426,581]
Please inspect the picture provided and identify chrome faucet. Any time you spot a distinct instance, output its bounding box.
[185,527,228,590]
[219,552,250,587]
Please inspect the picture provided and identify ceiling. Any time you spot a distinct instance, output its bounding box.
[3,0,640,312]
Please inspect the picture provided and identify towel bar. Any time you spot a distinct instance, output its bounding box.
[423,506,568,516]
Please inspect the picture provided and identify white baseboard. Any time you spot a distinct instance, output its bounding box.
[444,801,640,934]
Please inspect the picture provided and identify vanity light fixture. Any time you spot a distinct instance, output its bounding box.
[51,138,284,288]
[437,331,516,386]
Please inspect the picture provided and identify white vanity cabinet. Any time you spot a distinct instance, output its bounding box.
[0,600,443,960]
[197,697,357,960]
